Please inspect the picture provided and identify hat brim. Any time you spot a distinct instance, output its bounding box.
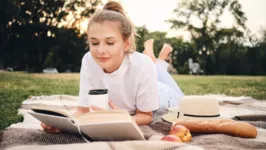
[163,106,226,124]
[161,112,224,124]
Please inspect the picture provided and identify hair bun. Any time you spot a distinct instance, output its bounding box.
[103,1,126,16]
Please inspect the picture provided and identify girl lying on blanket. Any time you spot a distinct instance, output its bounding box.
[41,1,184,133]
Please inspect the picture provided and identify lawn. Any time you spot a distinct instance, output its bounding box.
[0,72,265,130]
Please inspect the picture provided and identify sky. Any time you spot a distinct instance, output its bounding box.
[114,0,266,41]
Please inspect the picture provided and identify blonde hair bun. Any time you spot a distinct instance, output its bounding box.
[103,1,126,16]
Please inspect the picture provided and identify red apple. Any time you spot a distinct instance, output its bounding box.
[161,135,182,143]
[169,125,192,142]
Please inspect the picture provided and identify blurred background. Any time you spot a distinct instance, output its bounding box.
[1,0,266,75]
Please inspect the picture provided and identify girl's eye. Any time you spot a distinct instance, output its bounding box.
[107,42,114,45]
[91,43,99,45]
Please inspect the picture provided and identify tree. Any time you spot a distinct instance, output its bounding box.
[135,26,149,53]
[167,0,253,74]
[1,0,101,72]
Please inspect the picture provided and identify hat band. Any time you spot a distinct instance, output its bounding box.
[183,113,220,118]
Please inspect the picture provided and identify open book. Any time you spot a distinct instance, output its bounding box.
[28,105,145,141]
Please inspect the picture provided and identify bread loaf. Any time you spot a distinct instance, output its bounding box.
[173,119,257,138]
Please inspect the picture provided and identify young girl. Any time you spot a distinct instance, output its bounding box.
[41,1,184,133]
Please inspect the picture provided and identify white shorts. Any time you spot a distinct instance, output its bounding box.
[157,81,184,109]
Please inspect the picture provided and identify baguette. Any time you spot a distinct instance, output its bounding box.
[173,119,257,138]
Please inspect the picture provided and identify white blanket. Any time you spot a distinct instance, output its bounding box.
[5,94,266,150]
[10,94,266,130]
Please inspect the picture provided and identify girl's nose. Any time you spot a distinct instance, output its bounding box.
[97,43,107,54]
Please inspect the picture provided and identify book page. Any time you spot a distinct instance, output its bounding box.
[74,109,145,141]
[27,105,73,117]
[76,109,133,125]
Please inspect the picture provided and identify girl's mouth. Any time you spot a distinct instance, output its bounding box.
[98,57,110,62]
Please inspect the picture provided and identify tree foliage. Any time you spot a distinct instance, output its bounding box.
[1,0,101,72]
[167,0,262,74]
[1,0,265,75]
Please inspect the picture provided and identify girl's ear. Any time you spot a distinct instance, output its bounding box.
[124,38,131,52]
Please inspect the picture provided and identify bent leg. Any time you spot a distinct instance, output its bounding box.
[156,59,184,97]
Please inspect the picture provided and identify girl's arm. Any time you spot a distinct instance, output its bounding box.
[108,100,153,125]
[133,59,159,125]
[133,109,153,125]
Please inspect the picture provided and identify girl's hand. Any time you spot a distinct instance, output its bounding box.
[90,100,119,111]
[41,123,60,133]
[108,100,119,109]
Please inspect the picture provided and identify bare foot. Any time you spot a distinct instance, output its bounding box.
[165,54,172,64]
[142,39,156,63]
[158,43,173,61]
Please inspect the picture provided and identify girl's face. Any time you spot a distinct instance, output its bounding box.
[88,21,130,73]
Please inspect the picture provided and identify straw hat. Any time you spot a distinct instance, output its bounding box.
[162,96,221,123]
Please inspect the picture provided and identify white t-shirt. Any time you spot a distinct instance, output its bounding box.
[78,51,159,115]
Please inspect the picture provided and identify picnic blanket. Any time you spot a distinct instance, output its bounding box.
[1,95,266,150]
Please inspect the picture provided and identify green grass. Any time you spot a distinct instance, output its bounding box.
[174,75,266,100]
[0,72,79,130]
[0,72,266,130]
